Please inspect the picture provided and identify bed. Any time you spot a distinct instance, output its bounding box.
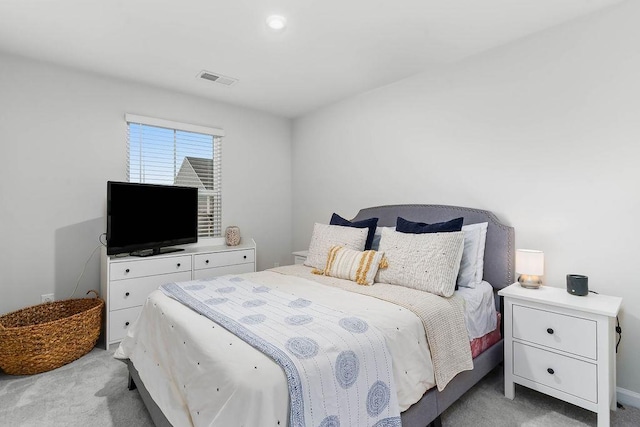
[115,204,514,427]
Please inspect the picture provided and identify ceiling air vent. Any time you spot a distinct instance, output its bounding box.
[197,70,238,86]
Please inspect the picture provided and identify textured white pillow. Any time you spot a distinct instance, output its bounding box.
[456,222,488,289]
[370,226,396,251]
[304,223,367,270]
[376,228,465,297]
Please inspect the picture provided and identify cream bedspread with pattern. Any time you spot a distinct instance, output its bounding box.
[115,267,469,426]
[273,265,473,390]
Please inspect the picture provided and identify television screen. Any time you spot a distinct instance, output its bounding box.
[106,181,198,256]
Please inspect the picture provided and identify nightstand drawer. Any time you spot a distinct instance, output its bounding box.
[513,342,597,403]
[292,250,308,265]
[110,256,192,281]
[194,249,255,270]
[512,304,596,359]
[109,271,192,310]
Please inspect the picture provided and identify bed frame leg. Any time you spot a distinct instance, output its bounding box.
[428,415,442,427]
[128,373,137,391]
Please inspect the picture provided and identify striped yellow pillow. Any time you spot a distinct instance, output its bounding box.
[318,245,386,286]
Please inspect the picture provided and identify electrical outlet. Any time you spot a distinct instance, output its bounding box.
[41,293,55,303]
[273,262,280,267]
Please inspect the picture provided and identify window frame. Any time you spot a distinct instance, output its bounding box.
[125,114,224,238]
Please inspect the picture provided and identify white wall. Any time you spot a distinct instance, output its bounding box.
[292,1,640,395]
[0,53,292,315]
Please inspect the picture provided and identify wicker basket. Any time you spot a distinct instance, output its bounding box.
[0,290,104,375]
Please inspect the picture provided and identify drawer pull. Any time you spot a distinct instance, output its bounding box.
[547,368,555,375]
[125,292,130,297]
[205,260,209,264]
[125,268,130,273]
[125,321,130,327]
[243,255,247,259]
[547,328,554,335]
[177,263,181,267]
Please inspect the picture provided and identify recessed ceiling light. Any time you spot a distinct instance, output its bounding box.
[266,15,287,31]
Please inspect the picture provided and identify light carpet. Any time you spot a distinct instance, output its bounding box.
[1,346,639,426]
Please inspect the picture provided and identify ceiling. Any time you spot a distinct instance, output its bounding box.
[0,0,624,118]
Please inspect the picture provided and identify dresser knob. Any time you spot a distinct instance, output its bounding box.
[205,260,209,264]
[125,292,130,297]
[125,268,130,273]
[177,263,181,267]
[547,368,554,375]
[547,328,554,335]
[243,255,247,259]
[125,321,130,326]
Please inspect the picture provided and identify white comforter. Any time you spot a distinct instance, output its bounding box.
[456,280,498,340]
[159,276,401,427]
[115,270,435,427]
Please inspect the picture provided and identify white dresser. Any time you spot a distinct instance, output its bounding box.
[100,239,256,347]
[499,283,622,427]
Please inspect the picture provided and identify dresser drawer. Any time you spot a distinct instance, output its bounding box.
[512,304,596,359]
[193,249,255,270]
[109,271,192,311]
[193,263,255,280]
[513,342,597,403]
[109,306,143,343]
[110,255,192,281]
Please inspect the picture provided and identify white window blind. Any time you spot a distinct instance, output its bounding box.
[125,114,223,238]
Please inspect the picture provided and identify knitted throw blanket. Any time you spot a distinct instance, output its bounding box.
[273,265,473,391]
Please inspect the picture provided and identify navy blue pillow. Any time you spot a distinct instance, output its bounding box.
[396,216,464,234]
[330,213,378,250]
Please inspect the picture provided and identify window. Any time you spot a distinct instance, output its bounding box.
[125,114,224,238]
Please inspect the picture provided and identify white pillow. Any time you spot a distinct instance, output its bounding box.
[320,245,386,286]
[456,222,488,289]
[304,223,367,270]
[376,228,465,297]
[370,226,396,251]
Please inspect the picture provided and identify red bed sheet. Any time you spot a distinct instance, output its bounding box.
[470,312,501,359]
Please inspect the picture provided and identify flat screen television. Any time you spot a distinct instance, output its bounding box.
[106,181,198,256]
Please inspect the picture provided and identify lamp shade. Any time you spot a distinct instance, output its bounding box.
[515,249,544,276]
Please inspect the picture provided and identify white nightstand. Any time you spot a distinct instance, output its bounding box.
[292,250,308,265]
[499,283,622,427]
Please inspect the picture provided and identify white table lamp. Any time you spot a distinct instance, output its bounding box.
[516,249,544,289]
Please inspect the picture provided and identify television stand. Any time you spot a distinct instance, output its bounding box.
[130,247,185,257]
[100,240,257,346]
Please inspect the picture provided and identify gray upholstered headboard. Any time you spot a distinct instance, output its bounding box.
[351,204,515,290]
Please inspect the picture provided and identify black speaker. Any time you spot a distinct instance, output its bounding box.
[567,274,588,296]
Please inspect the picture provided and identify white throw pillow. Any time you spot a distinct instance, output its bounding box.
[304,223,368,270]
[370,226,396,251]
[376,228,465,297]
[456,222,489,289]
[320,245,386,286]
